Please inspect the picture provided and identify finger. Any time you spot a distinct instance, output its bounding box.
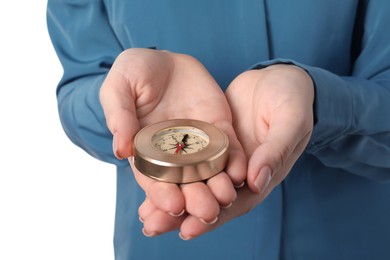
[206,172,236,208]
[179,186,258,240]
[142,209,185,237]
[138,197,157,223]
[147,181,185,216]
[139,197,185,237]
[215,121,247,187]
[131,158,186,216]
[100,71,139,159]
[178,215,209,240]
[180,182,220,224]
[247,113,312,194]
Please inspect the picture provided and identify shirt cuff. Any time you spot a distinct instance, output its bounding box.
[250,59,352,154]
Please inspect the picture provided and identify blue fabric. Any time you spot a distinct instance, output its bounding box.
[47,0,390,259]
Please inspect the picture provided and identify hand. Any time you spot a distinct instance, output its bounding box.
[139,64,315,240]
[99,48,246,235]
[138,184,261,240]
[226,64,314,197]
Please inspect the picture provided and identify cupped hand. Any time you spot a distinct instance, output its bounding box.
[138,64,315,240]
[226,64,314,197]
[99,48,246,235]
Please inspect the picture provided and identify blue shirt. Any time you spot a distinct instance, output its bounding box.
[47,1,390,259]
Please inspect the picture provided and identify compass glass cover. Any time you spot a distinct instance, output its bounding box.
[151,126,209,155]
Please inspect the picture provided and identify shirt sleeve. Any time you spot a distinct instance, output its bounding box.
[47,0,126,166]
[253,0,390,182]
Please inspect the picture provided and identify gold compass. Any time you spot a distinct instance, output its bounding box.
[133,119,229,183]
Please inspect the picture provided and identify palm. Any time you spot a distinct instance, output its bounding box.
[134,53,231,129]
[100,48,247,237]
[227,65,314,195]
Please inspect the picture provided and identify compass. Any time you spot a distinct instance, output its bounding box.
[133,119,229,183]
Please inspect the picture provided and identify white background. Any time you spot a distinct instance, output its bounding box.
[0,1,116,259]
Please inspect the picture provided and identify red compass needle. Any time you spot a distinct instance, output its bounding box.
[174,143,186,154]
[174,134,189,155]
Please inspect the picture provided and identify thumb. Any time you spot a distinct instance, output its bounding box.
[246,142,286,195]
[100,72,139,160]
[246,117,312,194]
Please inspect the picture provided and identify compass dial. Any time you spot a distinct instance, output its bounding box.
[152,127,209,155]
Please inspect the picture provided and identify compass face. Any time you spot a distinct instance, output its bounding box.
[151,127,209,155]
[133,119,229,183]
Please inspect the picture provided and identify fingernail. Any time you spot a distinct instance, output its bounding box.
[168,209,185,217]
[142,228,158,237]
[199,216,218,225]
[234,181,245,189]
[113,133,123,160]
[254,166,272,195]
[221,202,233,209]
[179,232,193,241]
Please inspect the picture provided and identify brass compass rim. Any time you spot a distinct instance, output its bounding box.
[133,119,229,183]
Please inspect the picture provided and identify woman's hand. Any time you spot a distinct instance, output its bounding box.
[226,64,314,196]
[139,64,315,240]
[99,48,246,235]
